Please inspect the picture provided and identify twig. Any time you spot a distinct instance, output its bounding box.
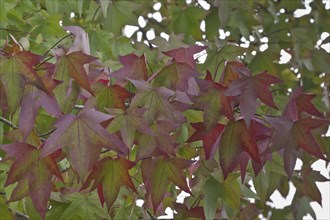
[147,210,156,220]
[0,27,30,35]
[92,6,101,21]
[38,128,56,137]
[0,116,18,129]
[42,33,72,57]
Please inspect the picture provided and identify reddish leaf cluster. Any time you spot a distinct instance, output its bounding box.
[0,28,328,219]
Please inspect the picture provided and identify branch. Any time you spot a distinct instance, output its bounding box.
[0,116,18,129]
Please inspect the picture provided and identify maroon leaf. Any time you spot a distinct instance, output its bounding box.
[188,122,225,160]
[266,116,329,177]
[1,143,61,218]
[82,157,136,210]
[283,87,323,120]
[110,54,147,84]
[163,45,207,68]
[225,71,282,126]
[41,109,127,181]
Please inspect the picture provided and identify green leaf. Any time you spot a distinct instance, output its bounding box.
[203,177,221,220]
[171,6,206,40]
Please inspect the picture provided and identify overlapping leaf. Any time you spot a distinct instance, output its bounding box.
[129,79,184,123]
[82,157,136,210]
[141,157,192,211]
[188,122,225,159]
[218,119,269,179]
[225,70,282,126]
[266,116,329,177]
[41,109,127,181]
[0,143,62,218]
[196,71,233,130]
[0,47,48,112]
[110,54,147,84]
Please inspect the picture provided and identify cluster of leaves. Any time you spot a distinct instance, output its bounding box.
[0,0,329,219]
[0,26,328,219]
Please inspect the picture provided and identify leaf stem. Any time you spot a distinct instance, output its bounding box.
[0,116,18,129]
[42,33,72,57]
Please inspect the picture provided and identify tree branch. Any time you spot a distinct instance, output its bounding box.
[0,116,18,129]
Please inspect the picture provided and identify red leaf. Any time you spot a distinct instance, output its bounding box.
[188,122,225,160]
[41,109,127,181]
[153,62,200,95]
[110,54,147,84]
[196,71,233,130]
[219,119,269,179]
[82,157,136,210]
[54,51,96,95]
[266,116,329,178]
[1,143,61,218]
[225,71,282,126]
[283,87,323,120]
[162,45,207,68]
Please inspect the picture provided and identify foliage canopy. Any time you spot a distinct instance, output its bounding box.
[0,0,329,219]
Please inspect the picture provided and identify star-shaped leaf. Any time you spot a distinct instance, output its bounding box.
[219,119,269,179]
[0,50,47,112]
[188,122,225,160]
[110,54,147,84]
[53,50,96,113]
[1,143,62,218]
[81,157,136,210]
[141,157,192,211]
[92,81,133,111]
[225,71,282,126]
[153,62,199,95]
[136,120,179,160]
[266,116,329,177]
[283,87,323,121]
[41,109,127,181]
[292,166,329,205]
[162,45,207,68]
[129,79,184,123]
[196,71,233,130]
[107,108,154,148]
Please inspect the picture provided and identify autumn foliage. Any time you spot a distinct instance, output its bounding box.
[0,26,329,219]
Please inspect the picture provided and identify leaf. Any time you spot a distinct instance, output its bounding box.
[203,177,221,219]
[141,157,192,211]
[136,120,178,160]
[162,45,207,68]
[188,122,225,160]
[219,119,269,179]
[103,1,139,35]
[266,116,329,177]
[129,79,184,123]
[173,203,205,220]
[283,87,323,121]
[48,192,110,220]
[153,62,200,95]
[225,71,282,126]
[107,108,154,149]
[0,50,47,112]
[53,51,96,95]
[110,54,147,84]
[292,166,329,205]
[171,6,206,40]
[0,143,61,218]
[82,157,136,210]
[196,71,233,130]
[92,81,133,111]
[41,109,127,181]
